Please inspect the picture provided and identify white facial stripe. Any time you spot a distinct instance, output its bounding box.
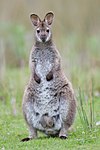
[36,31,42,42]
[46,32,51,42]
[37,27,40,30]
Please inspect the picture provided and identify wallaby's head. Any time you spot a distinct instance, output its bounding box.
[30,12,54,43]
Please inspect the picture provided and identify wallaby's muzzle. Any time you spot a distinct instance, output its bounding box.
[41,35,47,43]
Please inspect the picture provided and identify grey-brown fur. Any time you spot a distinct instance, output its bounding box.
[22,12,76,141]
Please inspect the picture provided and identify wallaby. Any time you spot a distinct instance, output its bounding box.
[21,12,76,142]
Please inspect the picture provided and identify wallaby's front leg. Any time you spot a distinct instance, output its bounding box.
[46,70,53,81]
[46,56,61,82]
[34,71,41,84]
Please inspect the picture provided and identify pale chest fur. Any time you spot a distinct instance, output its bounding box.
[31,48,55,78]
[30,47,58,110]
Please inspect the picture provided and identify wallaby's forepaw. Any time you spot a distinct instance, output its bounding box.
[21,137,32,142]
[34,72,41,84]
[46,71,53,81]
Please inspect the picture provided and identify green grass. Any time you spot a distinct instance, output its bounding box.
[0,68,100,150]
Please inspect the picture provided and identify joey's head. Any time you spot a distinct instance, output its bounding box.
[30,12,54,43]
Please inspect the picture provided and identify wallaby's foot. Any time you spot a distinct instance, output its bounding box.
[21,137,32,142]
[59,128,68,139]
[21,130,37,142]
[59,134,68,139]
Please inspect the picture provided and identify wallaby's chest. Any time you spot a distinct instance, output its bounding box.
[32,48,54,78]
[36,59,52,78]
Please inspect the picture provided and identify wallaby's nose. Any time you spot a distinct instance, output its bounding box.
[40,31,46,42]
[41,35,46,42]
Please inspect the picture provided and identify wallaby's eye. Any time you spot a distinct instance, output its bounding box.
[37,30,40,33]
[46,29,49,33]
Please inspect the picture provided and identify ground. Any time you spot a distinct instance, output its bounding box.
[0,68,100,150]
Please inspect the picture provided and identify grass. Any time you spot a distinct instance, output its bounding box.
[0,67,100,150]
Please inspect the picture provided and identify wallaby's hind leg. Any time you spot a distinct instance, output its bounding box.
[21,125,37,142]
[28,125,37,139]
[21,90,38,142]
[59,94,69,139]
[59,124,68,139]
[59,86,76,139]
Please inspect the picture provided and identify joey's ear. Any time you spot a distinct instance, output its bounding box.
[30,14,41,26]
[44,12,54,25]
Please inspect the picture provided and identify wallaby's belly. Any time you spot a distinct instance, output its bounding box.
[28,80,62,135]
[27,75,62,135]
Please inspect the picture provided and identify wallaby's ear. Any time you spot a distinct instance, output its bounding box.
[44,12,54,25]
[30,14,41,26]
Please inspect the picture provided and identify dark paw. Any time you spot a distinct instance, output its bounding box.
[21,137,32,142]
[34,72,41,84]
[46,71,53,81]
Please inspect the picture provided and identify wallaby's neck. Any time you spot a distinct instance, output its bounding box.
[35,39,54,48]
